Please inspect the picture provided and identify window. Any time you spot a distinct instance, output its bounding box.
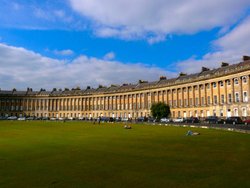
[179,99,182,106]
[227,80,231,85]
[133,103,136,109]
[242,76,247,83]
[189,99,193,106]
[185,99,188,106]
[235,92,239,102]
[234,108,238,116]
[173,100,177,107]
[169,100,172,107]
[221,95,224,104]
[213,110,216,116]
[220,109,223,117]
[214,95,217,104]
[234,78,239,85]
[207,84,210,89]
[228,94,232,103]
[195,97,199,106]
[213,82,217,88]
[242,107,247,117]
[207,96,210,104]
[220,81,224,87]
[201,97,204,105]
[243,91,248,102]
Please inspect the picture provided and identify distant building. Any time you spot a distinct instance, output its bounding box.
[1,56,250,119]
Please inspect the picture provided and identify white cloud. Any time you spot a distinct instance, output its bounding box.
[69,0,250,41]
[214,16,250,52]
[176,16,250,73]
[103,51,115,60]
[53,49,74,56]
[0,43,175,90]
[0,1,85,30]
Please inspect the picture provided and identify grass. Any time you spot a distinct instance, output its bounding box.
[0,121,249,188]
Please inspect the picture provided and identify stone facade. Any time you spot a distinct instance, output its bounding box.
[1,56,250,119]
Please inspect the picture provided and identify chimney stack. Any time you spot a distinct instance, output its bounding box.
[243,56,250,61]
[179,72,187,77]
[201,67,210,72]
[221,62,229,67]
[159,76,167,81]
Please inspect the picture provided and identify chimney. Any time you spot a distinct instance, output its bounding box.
[201,67,210,72]
[179,72,187,77]
[138,80,148,83]
[243,56,250,61]
[159,76,167,80]
[221,62,229,67]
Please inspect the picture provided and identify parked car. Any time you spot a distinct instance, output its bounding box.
[7,116,18,120]
[172,118,184,123]
[115,117,121,122]
[121,117,129,122]
[160,117,171,123]
[26,116,35,120]
[184,117,200,123]
[224,117,243,124]
[147,117,155,122]
[243,119,250,125]
[17,117,26,121]
[0,116,7,120]
[42,117,49,120]
[204,116,219,124]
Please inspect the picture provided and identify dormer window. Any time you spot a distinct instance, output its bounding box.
[213,82,216,88]
[234,78,239,85]
[242,76,247,84]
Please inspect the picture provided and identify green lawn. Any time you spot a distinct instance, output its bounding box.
[0,121,249,188]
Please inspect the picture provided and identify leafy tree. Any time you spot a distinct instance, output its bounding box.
[150,102,171,120]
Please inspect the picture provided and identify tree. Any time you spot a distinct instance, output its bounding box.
[150,102,171,120]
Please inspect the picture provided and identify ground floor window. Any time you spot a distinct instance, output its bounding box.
[234,108,238,116]
[242,107,247,117]
[220,109,223,117]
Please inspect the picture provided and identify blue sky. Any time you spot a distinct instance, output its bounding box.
[0,0,250,90]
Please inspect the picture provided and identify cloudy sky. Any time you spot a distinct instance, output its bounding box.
[0,0,250,90]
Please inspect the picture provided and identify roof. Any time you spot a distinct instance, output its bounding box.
[1,59,250,97]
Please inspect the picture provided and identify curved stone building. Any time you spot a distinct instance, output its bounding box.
[1,56,250,119]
